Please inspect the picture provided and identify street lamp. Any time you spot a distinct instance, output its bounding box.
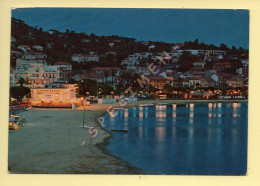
[96,80,100,97]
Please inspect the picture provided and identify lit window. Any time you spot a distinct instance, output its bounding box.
[37,94,42,100]
[55,94,59,100]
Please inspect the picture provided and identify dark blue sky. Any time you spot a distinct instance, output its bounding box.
[12,8,249,48]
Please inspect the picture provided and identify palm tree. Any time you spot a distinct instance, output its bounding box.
[104,71,109,83]
[120,71,131,86]
[111,69,116,84]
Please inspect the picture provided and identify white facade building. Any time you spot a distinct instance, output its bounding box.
[28,63,60,88]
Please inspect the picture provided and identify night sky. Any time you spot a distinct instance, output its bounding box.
[12,8,249,48]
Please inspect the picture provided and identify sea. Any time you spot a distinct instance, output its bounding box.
[102,102,248,175]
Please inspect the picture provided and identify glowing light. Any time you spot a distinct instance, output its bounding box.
[190,103,194,112]
[138,127,143,139]
[232,103,241,108]
[139,108,143,118]
[155,126,165,141]
[189,112,194,124]
[124,109,129,118]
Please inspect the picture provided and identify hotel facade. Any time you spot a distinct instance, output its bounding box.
[30,84,80,107]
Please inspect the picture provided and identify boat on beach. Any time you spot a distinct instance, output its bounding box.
[9,115,26,130]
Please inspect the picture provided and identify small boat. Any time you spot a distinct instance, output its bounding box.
[111,129,128,133]
[139,104,154,107]
[80,125,92,129]
[9,118,21,130]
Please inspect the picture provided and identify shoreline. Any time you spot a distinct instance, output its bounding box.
[78,99,248,174]
[8,99,247,174]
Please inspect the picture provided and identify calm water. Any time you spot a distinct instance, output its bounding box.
[102,103,248,175]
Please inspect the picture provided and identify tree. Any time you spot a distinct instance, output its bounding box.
[163,84,174,94]
[98,84,114,95]
[16,77,28,87]
[120,71,132,86]
[220,43,228,51]
[179,51,200,72]
[111,69,116,84]
[104,71,110,83]
[10,86,30,102]
[145,84,157,94]
[77,79,97,96]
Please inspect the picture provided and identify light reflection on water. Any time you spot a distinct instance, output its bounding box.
[103,103,248,175]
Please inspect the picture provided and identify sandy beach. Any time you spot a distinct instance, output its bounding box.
[8,99,247,174]
[8,108,141,174]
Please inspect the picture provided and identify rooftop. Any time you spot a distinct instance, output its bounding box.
[54,61,71,66]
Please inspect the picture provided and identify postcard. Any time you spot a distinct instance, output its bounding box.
[8,8,248,175]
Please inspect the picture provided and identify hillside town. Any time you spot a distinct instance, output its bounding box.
[10,18,248,108]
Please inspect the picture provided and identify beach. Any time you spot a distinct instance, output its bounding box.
[8,99,247,174]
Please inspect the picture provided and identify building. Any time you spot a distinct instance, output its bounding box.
[182,77,201,88]
[48,29,59,35]
[190,67,205,78]
[136,67,151,76]
[54,61,72,82]
[91,67,121,83]
[205,70,217,79]
[16,57,46,71]
[121,55,140,66]
[225,79,244,88]
[167,76,178,86]
[11,36,16,42]
[184,49,204,56]
[32,45,43,51]
[241,59,249,67]
[192,61,205,67]
[91,67,121,76]
[71,54,99,63]
[11,51,22,58]
[86,73,104,82]
[31,84,78,107]
[199,79,216,87]
[149,45,155,49]
[147,75,167,89]
[182,79,190,87]
[236,67,248,77]
[188,77,201,87]
[10,67,15,87]
[213,62,231,72]
[212,50,226,59]
[34,53,47,59]
[218,73,234,81]
[85,55,99,62]
[17,45,31,54]
[27,63,60,88]
[109,42,114,47]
